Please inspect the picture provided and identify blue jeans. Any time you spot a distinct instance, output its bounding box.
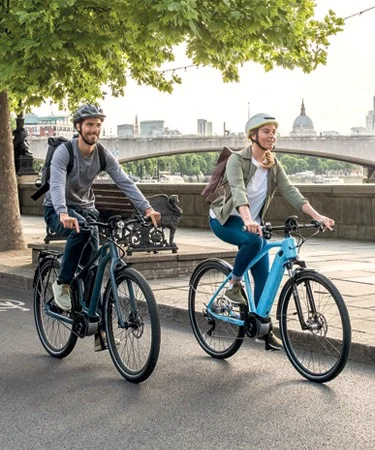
[44,206,99,284]
[209,216,269,307]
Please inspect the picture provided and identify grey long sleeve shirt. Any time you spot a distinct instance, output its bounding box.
[43,138,151,217]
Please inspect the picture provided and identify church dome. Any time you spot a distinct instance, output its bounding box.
[291,100,316,136]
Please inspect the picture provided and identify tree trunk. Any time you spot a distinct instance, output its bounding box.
[0,90,26,251]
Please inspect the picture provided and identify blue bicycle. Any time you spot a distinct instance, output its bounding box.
[188,216,351,383]
[33,215,161,383]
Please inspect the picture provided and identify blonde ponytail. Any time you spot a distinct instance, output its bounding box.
[260,150,275,169]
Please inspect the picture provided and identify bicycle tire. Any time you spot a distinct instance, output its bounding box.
[34,258,77,358]
[188,259,245,359]
[103,267,160,383]
[278,269,351,383]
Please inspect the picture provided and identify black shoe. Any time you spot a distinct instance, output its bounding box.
[256,331,283,351]
[94,332,120,352]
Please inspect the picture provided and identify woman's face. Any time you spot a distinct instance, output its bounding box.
[252,123,277,150]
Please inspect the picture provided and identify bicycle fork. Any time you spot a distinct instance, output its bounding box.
[286,264,319,331]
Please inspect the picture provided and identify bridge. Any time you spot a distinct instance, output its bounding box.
[29,135,375,167]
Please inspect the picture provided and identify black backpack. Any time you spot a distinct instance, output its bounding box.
[31,137,106,201]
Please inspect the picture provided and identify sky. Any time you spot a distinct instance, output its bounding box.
[38,1,375,137]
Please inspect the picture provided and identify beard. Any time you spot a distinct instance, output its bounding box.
[82,132,99,145]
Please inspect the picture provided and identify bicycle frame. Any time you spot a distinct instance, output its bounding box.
[44,237,127,327]
[206,235,300,326]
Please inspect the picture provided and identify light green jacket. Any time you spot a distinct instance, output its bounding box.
[210,145,308,225]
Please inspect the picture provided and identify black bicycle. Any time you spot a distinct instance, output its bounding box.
[33,215,161,383]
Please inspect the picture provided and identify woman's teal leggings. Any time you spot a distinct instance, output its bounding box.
[209,216,269,306]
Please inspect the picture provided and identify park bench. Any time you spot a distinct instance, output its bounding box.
[44,186,183,255]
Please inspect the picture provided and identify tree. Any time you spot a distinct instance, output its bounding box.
[280,155,300,174]
[0,0,343,251]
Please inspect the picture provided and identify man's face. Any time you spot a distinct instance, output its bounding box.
[77,117,102,145]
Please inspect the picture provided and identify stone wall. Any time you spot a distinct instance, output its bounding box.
[19,181,375,241]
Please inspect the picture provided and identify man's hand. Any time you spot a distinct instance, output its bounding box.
[144,208,161,228]
[59,213,80,233]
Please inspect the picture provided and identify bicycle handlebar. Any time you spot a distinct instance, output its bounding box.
[242,216,326,239]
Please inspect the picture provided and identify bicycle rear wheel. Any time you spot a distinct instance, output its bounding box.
[278,269,351,383]
[188,259,245,359]
[34,257,77,358]
[103,267,160,383]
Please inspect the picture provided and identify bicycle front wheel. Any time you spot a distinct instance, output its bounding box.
[279,270,351,383]
[103,267,160,383]
[34,257,77,358]
[188,259,245,359]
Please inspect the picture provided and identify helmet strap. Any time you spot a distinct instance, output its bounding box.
[250,130,270,151]
[76,123,96,146]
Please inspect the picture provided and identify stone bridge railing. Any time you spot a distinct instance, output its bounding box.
[19,181,375,241]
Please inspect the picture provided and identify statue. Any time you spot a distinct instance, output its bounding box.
[13,114,34,174]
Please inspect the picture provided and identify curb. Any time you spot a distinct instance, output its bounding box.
[0,272,34,291]
[156,302,375,367]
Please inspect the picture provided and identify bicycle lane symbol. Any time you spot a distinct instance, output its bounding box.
[0,300,30,312]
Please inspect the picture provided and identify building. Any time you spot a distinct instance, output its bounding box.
[365,110,374,134]
[290,100,316,137]
[117,124,134,137]
[197,119,207,135]
[351,126,368,136]
[24,113,73,138]
[134,115,139,138]
[197,119,213,135]
[140,120,164,136]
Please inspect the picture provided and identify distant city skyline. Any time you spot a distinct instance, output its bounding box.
[35,0,375,137]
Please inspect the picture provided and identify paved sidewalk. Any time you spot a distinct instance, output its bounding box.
[1,216,375,365]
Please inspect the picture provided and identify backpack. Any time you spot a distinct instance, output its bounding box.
[201,146,233,204]
[31,137,106,201]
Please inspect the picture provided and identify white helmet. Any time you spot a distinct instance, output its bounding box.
[245,113,278,137]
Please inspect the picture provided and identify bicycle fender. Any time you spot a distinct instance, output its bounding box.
[33,253,62,288]
[189,258,233,284]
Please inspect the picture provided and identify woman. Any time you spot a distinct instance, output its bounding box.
[209,113,334,350]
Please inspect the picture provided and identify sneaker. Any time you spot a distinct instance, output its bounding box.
[52,280,72,311]
[256,331,283,351]
[94,332,121,352]
[225,283,247,306]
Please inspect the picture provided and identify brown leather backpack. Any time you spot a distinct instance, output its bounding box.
[200,146,233,204]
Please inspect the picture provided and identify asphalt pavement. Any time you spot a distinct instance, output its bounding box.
[2,286,375,449]
[1,215,375,365]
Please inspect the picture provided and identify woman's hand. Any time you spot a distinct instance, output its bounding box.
[301,203,335,231]
[243,220,263,236]
[313,214,335,231]
[238,205,262,236]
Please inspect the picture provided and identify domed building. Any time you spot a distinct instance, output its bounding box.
[290,100,316,137]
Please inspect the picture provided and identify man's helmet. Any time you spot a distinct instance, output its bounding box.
[245,113,278,137]
[73,104,106,127]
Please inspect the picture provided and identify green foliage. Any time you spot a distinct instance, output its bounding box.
[124,152,360,181]
[0,1,343,112]
[279,154,359,175]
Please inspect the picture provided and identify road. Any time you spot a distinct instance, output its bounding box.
[1,285,375,450]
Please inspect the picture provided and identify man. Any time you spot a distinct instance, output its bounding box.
[43,104,160,350]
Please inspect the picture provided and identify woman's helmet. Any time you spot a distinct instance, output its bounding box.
[73,104,106,128]
[245,113,278,138]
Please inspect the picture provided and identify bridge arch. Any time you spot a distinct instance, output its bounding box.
[29,135,375,168]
